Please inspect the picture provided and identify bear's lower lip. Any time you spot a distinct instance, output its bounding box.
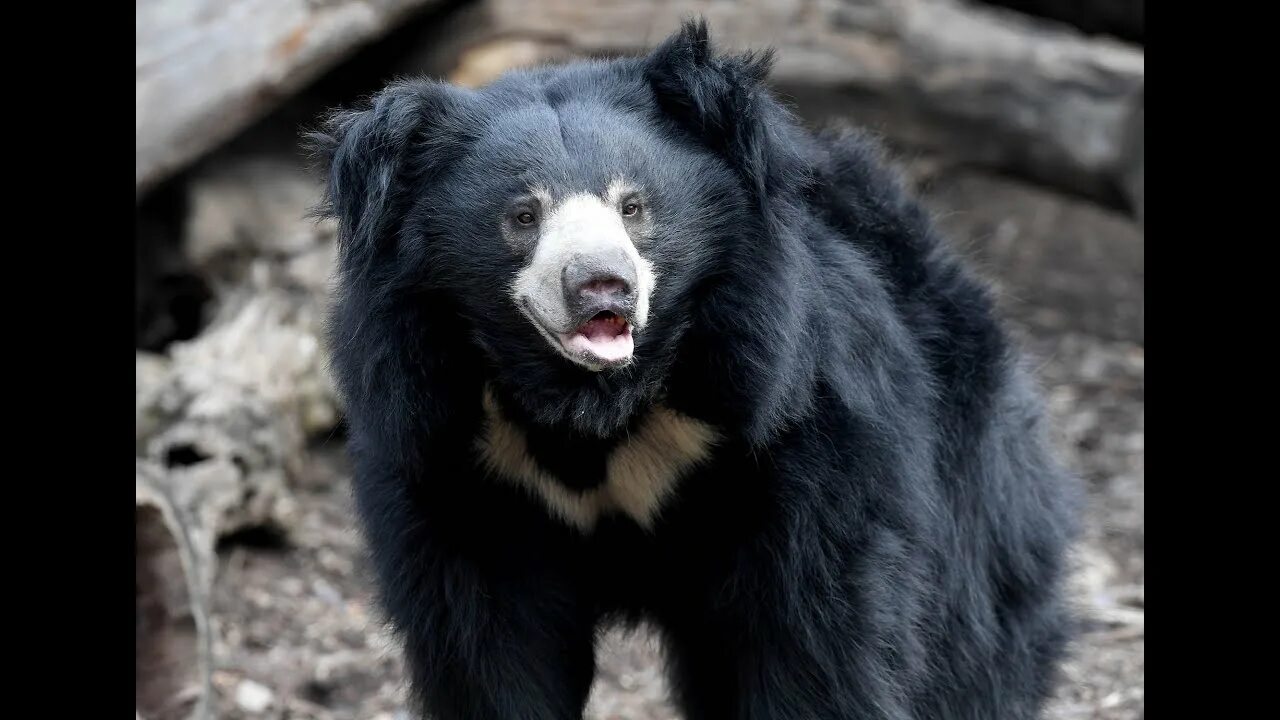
[558,311,634,365]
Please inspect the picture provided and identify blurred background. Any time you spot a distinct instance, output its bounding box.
[135,1,1144,719]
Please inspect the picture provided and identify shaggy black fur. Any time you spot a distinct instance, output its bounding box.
[308,19,1081,720]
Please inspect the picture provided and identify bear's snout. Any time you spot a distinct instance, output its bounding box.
[562,250,638,324]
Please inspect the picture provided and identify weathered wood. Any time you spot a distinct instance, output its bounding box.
[135,0,441,196]
[428,0,1143,215]
[977,0,1143,44]
[136,288,324,552]
[135,280,329,718]
[136,467,210,720]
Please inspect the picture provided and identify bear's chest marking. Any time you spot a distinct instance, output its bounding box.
[476,390,720,532]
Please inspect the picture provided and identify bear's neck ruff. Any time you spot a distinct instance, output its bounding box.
[475,386,720,532]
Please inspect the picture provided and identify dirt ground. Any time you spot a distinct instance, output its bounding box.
[207,170,1144,720]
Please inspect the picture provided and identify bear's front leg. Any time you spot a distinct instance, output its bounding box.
[664,616,915,720]
[353,466,597,720]
[390,547,598,720]
[662,527,926,720]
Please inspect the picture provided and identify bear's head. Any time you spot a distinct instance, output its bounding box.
[310,20,814,440]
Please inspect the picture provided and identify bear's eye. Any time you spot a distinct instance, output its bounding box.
[621,202,640,217]
[516,211,537,225]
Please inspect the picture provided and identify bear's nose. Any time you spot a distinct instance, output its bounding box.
[562,251,637,319]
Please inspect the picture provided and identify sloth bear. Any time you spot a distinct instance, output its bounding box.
[310,19,1080,720]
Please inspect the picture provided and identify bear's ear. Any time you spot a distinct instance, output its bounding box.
[306,80,470,265]
[644,19,807,209]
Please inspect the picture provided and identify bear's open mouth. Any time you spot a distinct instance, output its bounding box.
[557,310,634,366]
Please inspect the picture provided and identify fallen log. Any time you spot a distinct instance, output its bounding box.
[136,0,444,196]
[421,0,1143,215]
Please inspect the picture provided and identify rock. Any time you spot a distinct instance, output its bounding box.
[234,679,275,714]
[585,627,675,720]
[136,0,444,196]
[423,0,1143,215]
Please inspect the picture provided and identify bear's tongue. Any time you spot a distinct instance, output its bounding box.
[561,312,633,363]
[580,312,627,341]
